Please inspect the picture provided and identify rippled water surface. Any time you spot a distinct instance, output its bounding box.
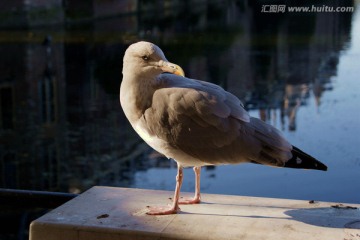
[0,1,359,205]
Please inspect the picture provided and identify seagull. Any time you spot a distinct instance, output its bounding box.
[120,41,327,215]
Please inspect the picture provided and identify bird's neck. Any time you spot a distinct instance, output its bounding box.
[120,75,157,122]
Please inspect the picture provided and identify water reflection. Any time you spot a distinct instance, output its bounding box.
[0,1,355,197]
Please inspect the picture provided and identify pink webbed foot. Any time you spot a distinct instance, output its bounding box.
[146,164,183,215]
[179,196,201,205]
[146,205,180,215]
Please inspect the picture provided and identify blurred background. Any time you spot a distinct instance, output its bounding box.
[0,0,359,239]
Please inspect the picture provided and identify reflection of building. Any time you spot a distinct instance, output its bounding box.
[0,0,64,28]
[219,0,353,131]
[283,84,309,131]
[0,34,67,191]
[0,36,147,193]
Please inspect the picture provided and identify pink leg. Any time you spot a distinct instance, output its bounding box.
[179,166,201,204]
[146,163,183,215]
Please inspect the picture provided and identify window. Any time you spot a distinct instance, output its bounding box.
[0,87,14,129]
[40,76,56,123]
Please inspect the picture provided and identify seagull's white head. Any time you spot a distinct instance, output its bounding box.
[123,41,185,79]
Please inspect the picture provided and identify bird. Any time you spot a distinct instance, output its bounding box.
[120,41,327,215]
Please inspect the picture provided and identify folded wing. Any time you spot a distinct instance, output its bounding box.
[142,74,293,166]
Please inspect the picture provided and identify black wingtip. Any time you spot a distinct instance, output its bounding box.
[284,146,328,171]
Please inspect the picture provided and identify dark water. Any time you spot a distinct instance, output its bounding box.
[1,0,359,209]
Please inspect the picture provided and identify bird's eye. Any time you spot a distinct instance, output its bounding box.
[142,56,149,61]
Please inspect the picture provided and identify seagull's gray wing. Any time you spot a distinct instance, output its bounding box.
[142,74,292,166]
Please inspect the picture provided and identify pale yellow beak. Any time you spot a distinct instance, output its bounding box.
[159,60,185,77]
